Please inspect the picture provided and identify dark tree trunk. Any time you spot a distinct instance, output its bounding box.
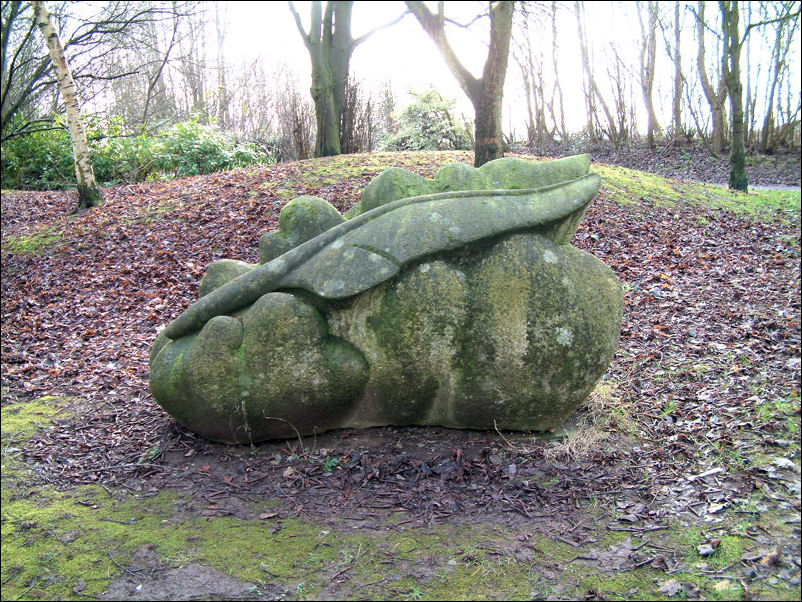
[291,1,404,157]
[291,1,346,157]
[720,1,747,192]
[472,84,504,167]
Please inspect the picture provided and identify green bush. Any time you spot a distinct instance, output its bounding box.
[1,122,75,190]
[380,89,473,152]
[152,118,272,178]
[1,116,276,190]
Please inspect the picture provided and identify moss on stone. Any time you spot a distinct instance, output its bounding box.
[150,293,368,443]
[199,259,257,297]
[152,156,622,441]
[359,167,433,214]
[260,196,344,264]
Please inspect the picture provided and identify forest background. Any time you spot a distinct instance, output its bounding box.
[1,0,800,198]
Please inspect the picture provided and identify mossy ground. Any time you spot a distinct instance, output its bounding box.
[1,226,64,256]
[595,163,800,223]
[3,393,799,601]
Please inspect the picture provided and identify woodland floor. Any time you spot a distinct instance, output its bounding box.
[1,149,800,601]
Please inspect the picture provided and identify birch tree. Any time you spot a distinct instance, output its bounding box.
[31,0,101,209]
[406,0,514,167]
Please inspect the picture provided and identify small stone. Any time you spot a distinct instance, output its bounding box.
[659,579,681,596]
[697,544,716,557]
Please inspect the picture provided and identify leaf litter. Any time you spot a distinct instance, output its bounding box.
[1,151,800,600]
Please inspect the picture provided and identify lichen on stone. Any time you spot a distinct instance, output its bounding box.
[150,155,623,443]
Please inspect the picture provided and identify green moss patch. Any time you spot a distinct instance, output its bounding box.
[1,226,64,256]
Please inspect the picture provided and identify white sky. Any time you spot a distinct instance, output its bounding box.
[224,1,486,113]
[221,1,800,136]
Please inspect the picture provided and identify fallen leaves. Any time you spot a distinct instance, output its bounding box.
[0,153,799,598]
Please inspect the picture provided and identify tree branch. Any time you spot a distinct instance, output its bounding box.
[287,1,312,50]
[405,0,480,97]
[742,7,801,43]
[353,11,409,47]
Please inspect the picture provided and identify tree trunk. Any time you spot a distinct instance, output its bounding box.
[406,1,513,167]
[575,1,596,141]
[696,1,728,154]
[638,1,660,148]
[671,1,683,137]
[292,1,403,157]
[720,1,747,192]
[290,2,349,157]
[31,0,101,210]
[760,11,791,153]
[551,1,567,140]
[576,1,620,148]
[472,82,504,167]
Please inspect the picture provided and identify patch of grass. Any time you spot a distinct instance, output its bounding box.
[542,379,633,462]
[754,393,801,437]
[275,187,301,201]
[1,226,63,255]
[593,162,801,223]
[596,164,681,207]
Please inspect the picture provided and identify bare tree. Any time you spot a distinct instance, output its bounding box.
[214,3,230,130]
[340,78,377,154]
[720,0,800,190]
[288,1,405,157]
[514,8,551,151]
[658,1,685,139]
[606,42,634,148]
[637,1,660,148]
[406,0,514,167]
[2,1,187,142]
[549,1,567,141]
[759,2,799,153]
[719,0,746,190]
[31,0,101,209]
[575,1,620,148]
[695,1,728,154]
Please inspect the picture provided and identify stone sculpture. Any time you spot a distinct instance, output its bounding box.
[149,155,623,443]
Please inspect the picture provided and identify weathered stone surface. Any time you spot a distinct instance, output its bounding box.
[198,259,255,298]
[259,195,344,264]
[150,155,623,443]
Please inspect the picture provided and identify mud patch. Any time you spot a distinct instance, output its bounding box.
[100,560,283,601]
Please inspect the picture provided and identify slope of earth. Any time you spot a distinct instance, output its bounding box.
[2,151,800,601]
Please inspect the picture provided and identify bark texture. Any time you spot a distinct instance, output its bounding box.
[720,1,747,192]
[638,1,660,148]
[32,0,101,209]
[696,1,728,154]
